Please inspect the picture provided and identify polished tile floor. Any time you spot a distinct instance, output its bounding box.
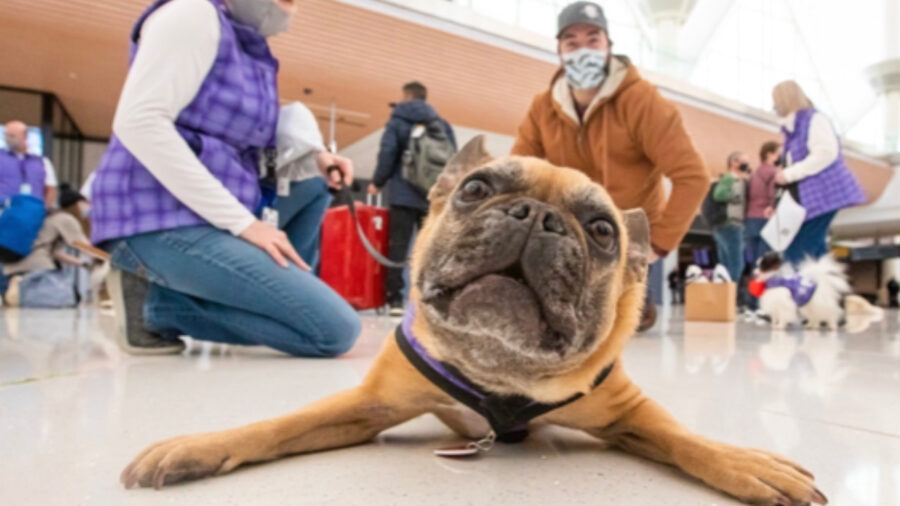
[1,305,899,505]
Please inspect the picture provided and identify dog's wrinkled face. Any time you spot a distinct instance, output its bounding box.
[411,137,650,387]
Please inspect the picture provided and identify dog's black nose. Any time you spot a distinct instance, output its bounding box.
[542,210,566,235]
[508,202,531,220]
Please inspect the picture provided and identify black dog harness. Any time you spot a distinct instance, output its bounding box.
[396,306,615,444]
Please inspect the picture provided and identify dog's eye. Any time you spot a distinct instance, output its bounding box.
[458,178,494,203]
[587,218,616,249]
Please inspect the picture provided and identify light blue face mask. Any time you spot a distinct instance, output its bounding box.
[562,47,608,90]
[227,0,292,38]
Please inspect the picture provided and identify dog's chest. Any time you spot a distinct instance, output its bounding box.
[432,402,491,439]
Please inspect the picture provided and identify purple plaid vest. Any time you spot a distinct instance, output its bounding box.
[90,0,279,244]
[0,149,46,201]
[766,274,817,307]
[782,108,865,221]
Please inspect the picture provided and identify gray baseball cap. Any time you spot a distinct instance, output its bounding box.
[557,1,609,39]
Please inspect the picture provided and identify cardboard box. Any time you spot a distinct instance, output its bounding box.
[685,283,736,322]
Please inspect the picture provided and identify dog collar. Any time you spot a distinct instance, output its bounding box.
[396,305,615,444]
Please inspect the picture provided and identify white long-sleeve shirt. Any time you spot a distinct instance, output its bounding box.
[112,0,256,235]
[780,111,840,184]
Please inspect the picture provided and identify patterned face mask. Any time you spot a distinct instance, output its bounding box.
[227,0,292,38]
[562,47,608,90]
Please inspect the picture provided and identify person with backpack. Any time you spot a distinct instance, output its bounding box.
[368,81,456,316]
[711,152,750,286]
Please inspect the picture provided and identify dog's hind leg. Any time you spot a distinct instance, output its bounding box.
[121,336,442,489]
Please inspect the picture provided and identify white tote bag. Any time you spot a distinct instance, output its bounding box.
[761,191,807,252]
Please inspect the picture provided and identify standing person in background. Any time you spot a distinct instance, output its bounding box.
[273,101,354,272]
[711,152,749,286]
[368,81,456,316]
[772,80,865,264]
[1,120,58,209]
[90,0,360,356]
[745,141,780,267]
[511,1,709,331]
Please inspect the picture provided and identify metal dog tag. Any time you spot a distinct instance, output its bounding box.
[434,431,496,458]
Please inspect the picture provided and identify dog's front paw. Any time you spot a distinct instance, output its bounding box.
[677,441,827,505]
[120,433,246,489]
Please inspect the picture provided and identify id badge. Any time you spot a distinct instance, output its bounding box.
[277,177,290,197]
[20,183,32,195]
[261,207,279,227]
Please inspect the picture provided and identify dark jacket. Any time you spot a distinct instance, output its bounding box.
[372,99,456,210]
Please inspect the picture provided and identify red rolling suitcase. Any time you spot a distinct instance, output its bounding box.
[320,195,390,311]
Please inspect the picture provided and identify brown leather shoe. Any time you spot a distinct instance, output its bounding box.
[637,302,657,332]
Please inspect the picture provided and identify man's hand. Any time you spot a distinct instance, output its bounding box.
[367,183,380,196]
[316,151,354,189]
[774,172,788,186]
[239,220,310,270]
[764,206,775,219]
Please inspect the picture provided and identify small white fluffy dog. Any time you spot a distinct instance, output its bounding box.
[756,253,883,330]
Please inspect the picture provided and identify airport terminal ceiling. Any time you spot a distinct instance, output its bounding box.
[1,0,897,156]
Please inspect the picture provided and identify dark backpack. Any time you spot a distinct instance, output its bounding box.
[700,182,728,228]
[400,119,456,196]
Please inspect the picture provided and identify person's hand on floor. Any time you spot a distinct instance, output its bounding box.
[240,220,310,270]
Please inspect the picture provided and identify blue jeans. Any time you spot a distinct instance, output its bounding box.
[276,178,331,273]
[107,226,361,357]
[713,223,745,284]
[783,211,837,265]
[744,218,770,266]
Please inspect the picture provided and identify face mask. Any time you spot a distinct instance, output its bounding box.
[78,203,91,218]
[562,47,608,90]
[774,154,785,167]
[227,0,291,38]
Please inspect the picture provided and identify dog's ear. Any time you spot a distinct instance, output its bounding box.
[428,135,493,202]
[621,208,650,280]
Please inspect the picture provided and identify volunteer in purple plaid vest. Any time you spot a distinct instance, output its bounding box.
[771,80,865,265]
[1,120,59,209]
[90,0,360,356]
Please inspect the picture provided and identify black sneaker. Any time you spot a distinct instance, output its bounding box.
[388,299,404,318]
[106,268,184,355]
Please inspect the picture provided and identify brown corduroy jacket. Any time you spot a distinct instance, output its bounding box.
[511,57,709,253]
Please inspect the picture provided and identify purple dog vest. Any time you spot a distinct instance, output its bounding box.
[766,274,817,307]
[782,108,865,221]
[90,0,279,244]
[0,150,46,201]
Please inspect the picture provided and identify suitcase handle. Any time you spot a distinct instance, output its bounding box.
[327,165,406,268]
[366,192,383,208]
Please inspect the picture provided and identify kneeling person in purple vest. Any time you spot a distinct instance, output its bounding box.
[89,0,360,356]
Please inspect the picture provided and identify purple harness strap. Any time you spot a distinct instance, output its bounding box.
[397,305,615,443]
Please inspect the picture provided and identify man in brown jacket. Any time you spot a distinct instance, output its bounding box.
[512,1,709,330]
